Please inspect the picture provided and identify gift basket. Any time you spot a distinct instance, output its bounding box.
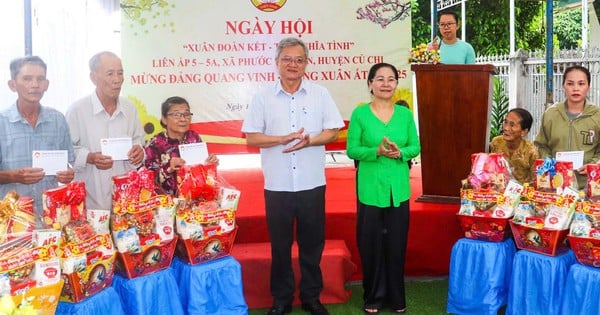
[568,163,600,267]
[111,168,177,279]
[456,153,519,242]
[174,163,240,265]
[509,158,578,256]
[41,182,116,303]
[0,191,64,314]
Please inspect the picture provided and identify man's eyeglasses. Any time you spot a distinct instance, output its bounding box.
[439,22,456,28]
[167,112,194,119]
[280,56,306,65]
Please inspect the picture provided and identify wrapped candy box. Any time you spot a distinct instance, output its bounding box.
[111,168,177,279]
[467,153,512,192]
[42,182,86,230]
[534,158,576,194]
[587,163,600,202]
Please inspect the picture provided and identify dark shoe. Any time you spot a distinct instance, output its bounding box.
[364,308,379,314]
[266,304,292,315]
[301,300,329,315]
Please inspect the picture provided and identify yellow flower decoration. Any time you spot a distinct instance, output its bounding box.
[408,43,440,64]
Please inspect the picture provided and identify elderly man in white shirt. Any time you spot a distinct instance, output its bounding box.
[66,51,145,211]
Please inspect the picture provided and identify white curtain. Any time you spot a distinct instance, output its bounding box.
[0,2,25,109]
[0,0,120,113]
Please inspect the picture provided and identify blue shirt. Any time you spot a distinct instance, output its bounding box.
[241,80,344,192]
[440,40,476,64]
[0,103,75,217]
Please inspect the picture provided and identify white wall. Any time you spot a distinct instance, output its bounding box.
[0,1,25,109]
[0,0,120,113]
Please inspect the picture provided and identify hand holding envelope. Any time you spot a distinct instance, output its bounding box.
[32,150,68,176]
[556,151,584,171]
[179,142,209,166]
[100,137,133,161]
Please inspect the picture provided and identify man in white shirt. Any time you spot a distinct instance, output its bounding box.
[242,37,344,315]
[66,51,145,210]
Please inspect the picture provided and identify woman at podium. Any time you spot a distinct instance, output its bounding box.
[429,11,475,64]
[346,63,421,314]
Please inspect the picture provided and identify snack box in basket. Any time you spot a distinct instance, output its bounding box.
[175,226,237,265]
[0,236,61,296]
[115,236,178,279]
[509,221,569,256]
[59,234,116,303]
[456,214,511,242]
[8,279,64,315]
[567,235,600,267]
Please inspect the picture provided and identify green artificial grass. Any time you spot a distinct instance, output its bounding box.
[248,278,450,315]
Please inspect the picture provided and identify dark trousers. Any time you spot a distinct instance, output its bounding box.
[357,200,410,310]
[265,186,326,306]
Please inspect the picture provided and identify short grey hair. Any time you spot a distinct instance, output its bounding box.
[275,37,309,59]
[9,56,47,80]
[89,51,120,72]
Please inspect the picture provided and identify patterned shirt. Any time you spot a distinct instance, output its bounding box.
[490,136,539,184]
[144,130,202,195]
[0,103,75,217]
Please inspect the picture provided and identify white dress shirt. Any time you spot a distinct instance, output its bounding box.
[242,80,344,192]
[65,93,145,210]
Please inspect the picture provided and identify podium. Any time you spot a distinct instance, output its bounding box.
[411,64,496,203]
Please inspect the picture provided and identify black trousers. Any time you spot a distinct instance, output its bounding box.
[265,186,326,306]
[357,200,410,310]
